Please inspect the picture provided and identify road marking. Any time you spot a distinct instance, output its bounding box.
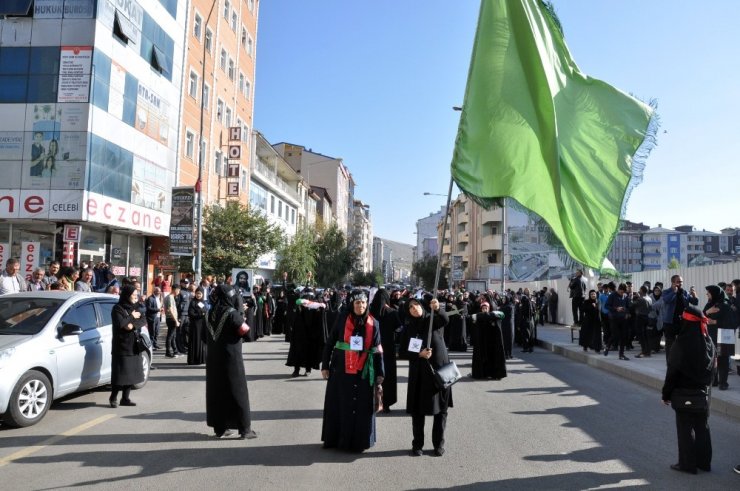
[0,414,116,468]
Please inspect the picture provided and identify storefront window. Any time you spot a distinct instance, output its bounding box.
[110,232,129,276]
[128,235,145,280]
[12,223,56,271]
[79,227,106,266]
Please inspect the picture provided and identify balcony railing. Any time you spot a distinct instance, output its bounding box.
[481,234,502,252]
[481,208,503,224]
[253,159,300,203]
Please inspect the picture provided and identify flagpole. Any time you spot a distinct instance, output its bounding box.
[427,175,455,346]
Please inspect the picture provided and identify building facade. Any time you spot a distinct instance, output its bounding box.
[0,1,186,284]
[351,199,372,273]
[415,206,445,261]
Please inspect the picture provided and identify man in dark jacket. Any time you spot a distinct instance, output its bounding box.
[568,270,587,325]
[146,287,162,350]
[661,275,698,361]
[176,279,192,353]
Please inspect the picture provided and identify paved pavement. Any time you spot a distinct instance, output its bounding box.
[535,322,740,420]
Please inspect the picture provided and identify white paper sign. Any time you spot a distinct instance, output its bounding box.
[408,338,423,353]
[349,336,363,351]
[21,241,40,282]
[718,328,735,345]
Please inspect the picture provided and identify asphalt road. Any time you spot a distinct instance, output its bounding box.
[2,337,740,490]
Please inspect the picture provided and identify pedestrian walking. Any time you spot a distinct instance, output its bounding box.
[109,284,146,408]
[187,288,208,365]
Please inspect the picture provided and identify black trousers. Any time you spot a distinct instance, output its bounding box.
[675,409,711,471]
[571,297,583,324]
[165,318,178,356]
[609,317,628,356]
[412,412,447,450]
[717,355,730,386]
[635,315,650,355]
[147,316,160,348]
[110,385,131,402]
[601,314,611,348]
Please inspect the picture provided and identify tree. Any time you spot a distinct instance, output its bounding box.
[315,222,356,287]
[275,225,317,284]
[202,201,283,277]
[668,257,681,270]
[351,268,383,287]
[412,255,449,290]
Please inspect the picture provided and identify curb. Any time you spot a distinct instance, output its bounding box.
[536,338,740,422]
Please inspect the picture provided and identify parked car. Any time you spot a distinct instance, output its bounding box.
[0,291,151,427]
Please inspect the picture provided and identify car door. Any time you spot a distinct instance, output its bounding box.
[94,300,116,383]
[54,301,103,395]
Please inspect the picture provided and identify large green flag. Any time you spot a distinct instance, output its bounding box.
[451,0,657,270]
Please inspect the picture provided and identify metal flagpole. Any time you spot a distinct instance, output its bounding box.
[426,175,455,346]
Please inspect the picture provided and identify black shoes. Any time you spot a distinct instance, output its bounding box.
[433,447,445,457]
[238,430,258,440]
[719,383,729,391]
[120,399,136,406]
[109,398,118,408]
[619,355,630,361]
[409,448,423,457]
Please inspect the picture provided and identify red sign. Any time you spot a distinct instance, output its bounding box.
[22,241,40,281]
[63,224,81,242]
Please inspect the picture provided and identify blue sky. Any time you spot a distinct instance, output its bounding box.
[254,1,740,246]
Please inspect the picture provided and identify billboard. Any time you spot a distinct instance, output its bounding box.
[169,187,195,256]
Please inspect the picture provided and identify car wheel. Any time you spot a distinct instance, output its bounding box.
[5,370,52,427]
[133,351,150,390]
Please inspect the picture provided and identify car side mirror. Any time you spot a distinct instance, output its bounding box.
[60,322,83,336]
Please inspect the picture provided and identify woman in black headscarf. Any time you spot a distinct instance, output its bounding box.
[205,284,256,439]
[400,297,451,457]
[369,288,401,412]
[321,290,384,452]
[187,288,208,365]
[110,284,146,407]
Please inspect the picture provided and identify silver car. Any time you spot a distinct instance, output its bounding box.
[0,291,151,427]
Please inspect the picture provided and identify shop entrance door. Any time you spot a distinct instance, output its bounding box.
[78,250,105,266]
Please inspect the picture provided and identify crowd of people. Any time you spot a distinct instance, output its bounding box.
[2,256,739,472]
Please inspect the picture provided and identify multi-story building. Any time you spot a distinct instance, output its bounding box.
[310,186,333,227]
[273,143,351,236]
[0,1,185,283]
[350,199,372,273]
[607,220,648,273]
[372,236,385,273]
[641,225,688,271]
[415,206,446,261]
[249,131,300,279]
[178,0,258,207]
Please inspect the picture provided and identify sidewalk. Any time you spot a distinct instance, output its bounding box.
[535,322,740,421]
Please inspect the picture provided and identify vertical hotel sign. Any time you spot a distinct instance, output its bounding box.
[169,187,195,256]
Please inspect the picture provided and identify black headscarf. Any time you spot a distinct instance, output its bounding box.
[705,285,724,305]
[369,288,390,318]
[348,289,369,332]
[118,284,137,306]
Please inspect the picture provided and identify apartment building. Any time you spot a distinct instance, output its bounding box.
[351,199,372,273]
[0,1,185,282]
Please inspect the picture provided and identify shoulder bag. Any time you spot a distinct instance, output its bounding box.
[426,310,462,391]
[670,387,709,413]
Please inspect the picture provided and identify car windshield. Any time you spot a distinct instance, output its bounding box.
[0,298,65,335]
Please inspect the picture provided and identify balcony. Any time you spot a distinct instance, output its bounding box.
[457,231,469,244]
[481,234,502,252]
[252,159,301,203]
[442,244,451,254]
[481,207,503,224]
[457,211,469,224]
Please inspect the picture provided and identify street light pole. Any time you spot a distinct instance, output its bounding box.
[195,0,219,284]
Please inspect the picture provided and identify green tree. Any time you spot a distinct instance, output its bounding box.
[351,268,384,287]
[202,201,283,277]
[668,257,680,270]
[412,255,449,290]
[275,225,317,283]
[315,222,356,287]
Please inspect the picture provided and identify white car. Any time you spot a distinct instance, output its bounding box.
[0,291,151,427]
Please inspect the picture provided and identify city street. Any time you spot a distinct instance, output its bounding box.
[1,337,739,490]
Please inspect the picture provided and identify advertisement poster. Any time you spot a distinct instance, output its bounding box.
[21,242,41,282]
[136,83,171,148]
[168,187,195,256]
[131,155,168,212]
[57,46,93,103]
[108,61,126,120]
[231,269,255,293]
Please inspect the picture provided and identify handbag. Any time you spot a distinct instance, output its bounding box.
[432,361,462,391]
[670,387,709,413]
[134,329,152,354]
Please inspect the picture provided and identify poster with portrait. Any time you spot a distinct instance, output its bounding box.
[22,104,62,190]
[232,269,255,294]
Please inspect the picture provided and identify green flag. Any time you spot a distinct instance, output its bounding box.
[451,0,657,270]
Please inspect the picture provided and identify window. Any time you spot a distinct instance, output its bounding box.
[220,49,227,70]
[223,0,230,20]
[228,58,235,80]
[241,27,247,48]
[202,83,210,110]
[249,0,255,12]
[242,124,249,143]
[214,150,222,175]
[113,10,134,45]
[193,13,202,40]
[242,169,247,190]
[238,73,245,93]
[216,98,224,122]
[224,107,232,126]
[95,302,116,328]
[185,130,195,158]
[247,35,254,56]
[231,11,237,31]
[205,28,213,53]
[278,201,283,218]
[188,70,198,98]
[291,209,295,225]
[61,303,98,332]
[270,195,275,213]
[244,79,251,100]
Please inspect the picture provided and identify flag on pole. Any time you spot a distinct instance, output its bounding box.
[451,0,657,271]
